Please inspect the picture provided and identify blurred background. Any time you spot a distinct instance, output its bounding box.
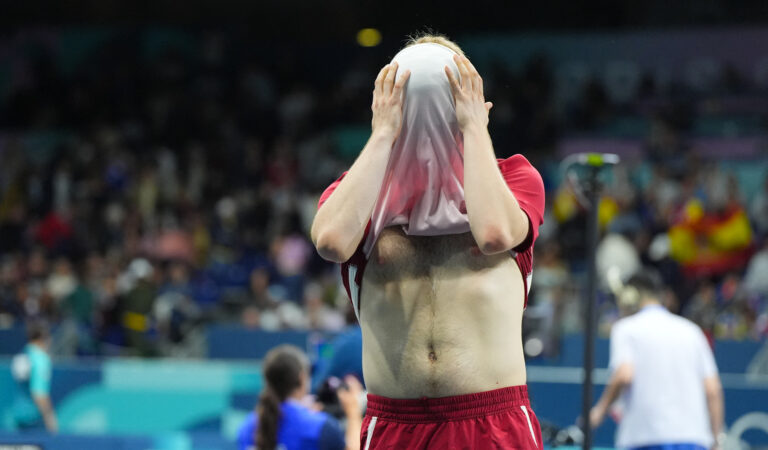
[1,1,768,449]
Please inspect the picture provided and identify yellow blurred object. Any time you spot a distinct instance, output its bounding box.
[553,187,577,223]
[669,225,697,263]
[669,206,753,265]
[598,197,619,230]
[356,28,382,47]
[193,225,211,267]
[684,199,704,223]
[123,312,149,332]
[709,209,752,251]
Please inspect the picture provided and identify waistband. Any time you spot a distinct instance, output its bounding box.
[365,385,530,423]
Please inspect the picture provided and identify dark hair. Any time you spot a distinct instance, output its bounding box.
[625,269,664,300]
[26,320,50,342]
[255,345,308,450]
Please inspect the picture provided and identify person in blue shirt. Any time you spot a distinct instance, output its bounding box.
[238,344,363,450]
[311,325,363,394]
[10,321,58,432]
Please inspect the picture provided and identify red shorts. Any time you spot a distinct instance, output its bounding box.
[360,385,543,450]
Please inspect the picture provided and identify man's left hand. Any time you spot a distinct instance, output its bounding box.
[445,54,493,132]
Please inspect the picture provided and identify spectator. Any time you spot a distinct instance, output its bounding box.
[237,344,363,450]
[684,281,719,339]
[57,263,97,355]
[750,176,768,238]
[119,258,158,356]
[743,242,768,295]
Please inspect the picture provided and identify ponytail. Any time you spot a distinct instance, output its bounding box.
[256,386,281,450]
[253,345,309,450]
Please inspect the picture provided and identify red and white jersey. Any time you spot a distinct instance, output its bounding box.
[318,154,546,320]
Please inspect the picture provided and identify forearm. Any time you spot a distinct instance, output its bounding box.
[706,382,724,437]
[462,125,528,254]
[311,130,395,262]
[596,372,629,411]
[33,395,58,432]
[344,410,362,450]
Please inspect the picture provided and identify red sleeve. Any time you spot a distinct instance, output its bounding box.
[317,171,370,267]
[318,172,348,209]
[498,155,545,253]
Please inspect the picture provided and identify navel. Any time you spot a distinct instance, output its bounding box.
[427,342,437,362]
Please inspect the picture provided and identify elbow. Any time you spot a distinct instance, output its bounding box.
[313,228,353,263]
[475,226,516,255]
[472,210,530,255]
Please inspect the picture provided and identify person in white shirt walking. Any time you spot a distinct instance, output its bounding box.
[590,271,725,450]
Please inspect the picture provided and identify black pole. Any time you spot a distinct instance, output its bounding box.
[581,166,600,450]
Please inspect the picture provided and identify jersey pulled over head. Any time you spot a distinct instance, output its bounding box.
[365,43,470,255]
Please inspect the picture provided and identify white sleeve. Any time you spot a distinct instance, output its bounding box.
[697,329,718,378]
[609,322,633,370]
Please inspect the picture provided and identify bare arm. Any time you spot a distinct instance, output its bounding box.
[32,394,58,433]
[445,55,529,255]
[590,363,633,428]
[463,126,531,254]
[337,376,364,450]
[704,375,724,441]
[311,63,410,263]
[344,413,363,450]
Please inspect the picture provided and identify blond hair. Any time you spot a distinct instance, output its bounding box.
[405,32,465,57]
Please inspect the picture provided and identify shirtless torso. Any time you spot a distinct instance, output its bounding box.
[312,39,546,449]
[361,228,526,398]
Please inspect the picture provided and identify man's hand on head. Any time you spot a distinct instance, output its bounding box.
[311,63,410,263]
[445,54,493,133]
[371,62,411,142]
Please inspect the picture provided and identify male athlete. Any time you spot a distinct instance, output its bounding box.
[590,271,724,450]
[312,35,545,449]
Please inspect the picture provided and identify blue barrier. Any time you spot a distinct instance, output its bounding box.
[527,334,763,373]
[527,368,768,447]
[0,431,235,450]
[1,353,766,447]
[206,326,310,360]
[0,358,261,448]
[0,431,153,450]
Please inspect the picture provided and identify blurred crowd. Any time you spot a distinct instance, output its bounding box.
[0,29,766,357]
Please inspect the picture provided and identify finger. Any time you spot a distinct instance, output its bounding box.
[463,56,482,96]
[485,101,493,111]
[453,54,472,92]
[384,61,398,95]
[463,55,479,75]
[392,69,411,96]
[374,64,389,98]
[444,65,461,98]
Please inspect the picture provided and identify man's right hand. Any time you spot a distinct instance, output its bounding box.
[371,62,410,141]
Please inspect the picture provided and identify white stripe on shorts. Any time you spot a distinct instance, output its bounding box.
[520,405,538,447]
[363,416,378,450]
